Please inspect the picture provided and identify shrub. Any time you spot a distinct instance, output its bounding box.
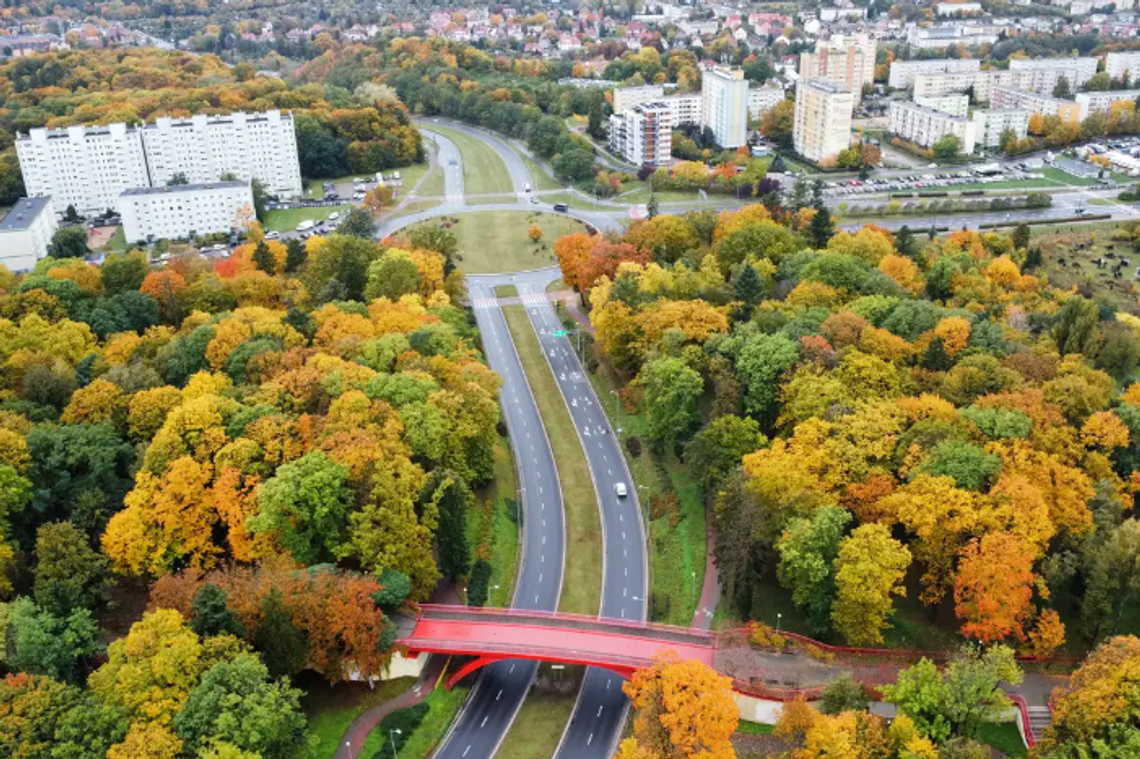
[467,559,493,607]
[625,435,642,457]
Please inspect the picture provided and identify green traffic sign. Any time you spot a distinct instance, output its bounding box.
[552,330,567,337]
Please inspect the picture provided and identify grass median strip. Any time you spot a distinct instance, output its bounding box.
[501,305,602,616]
[417,123,513,195]
[470,435,520,608]
[494,675,580,759]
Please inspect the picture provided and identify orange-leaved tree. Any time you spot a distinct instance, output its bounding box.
[953,531,1036,643]
[617,652,738,759]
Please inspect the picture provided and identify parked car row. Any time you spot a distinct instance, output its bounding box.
[822,169,1037,197]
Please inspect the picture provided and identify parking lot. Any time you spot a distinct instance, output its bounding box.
[821,168,1044,198]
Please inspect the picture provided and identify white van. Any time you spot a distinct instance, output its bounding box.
[296,220,315,232]
[328,211,340,221]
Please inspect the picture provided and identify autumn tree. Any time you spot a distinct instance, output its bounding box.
[777,506,852,634]
[640,356,703,445]
[953,532,1036,643]
[620,653,738,759]
[832,524,912,645]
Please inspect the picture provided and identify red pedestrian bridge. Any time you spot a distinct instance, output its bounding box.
[399,605,717,689]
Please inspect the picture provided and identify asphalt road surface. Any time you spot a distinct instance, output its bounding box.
[420,128,466,203]
[431,276,566,759]
[512,269,648,759]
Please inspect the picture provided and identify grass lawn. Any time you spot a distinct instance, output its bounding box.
[468,194,520,205]
[1028,222,1140,314]
[264,204,351,233]
[978,722,1028,758]
[535,192,614,211]
[470,435,521,608]
[521,153,564,192]
[495,681,578,759]
[545,278,567,293]
[290,676,414,759]
[495,285,519,297]
[412,211,584,274]
[563,309,705,626]
[102,226,128,252]
[418,123,513,195]
[938,177,1065,191]
[736,722,775,736]
[619,187,706,204]
[503,305,603,616]
[393,684,471,759]
[397,161,443,199]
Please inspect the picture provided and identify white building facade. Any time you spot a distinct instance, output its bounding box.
[16,110,302,218]
[661,93,703,126]
[888,100,977,154]
[613,84,667,115]
[915,93,971,118]
[794,80,854,162]
[702,67,749,148]
[800,47,867,105]
[1106,51,1140,81]
[747,84,786,120]
[15,123,150,218]
[889,58,981,89]
[1075,89,1140,119]
[608,102,674,167]
[141,111,303,199]
[972,109,1030,148]
[0,197,57,272]
[119,181,254,244]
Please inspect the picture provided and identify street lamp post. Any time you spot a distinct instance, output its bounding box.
[390,728,403,759]
[776,612,783,636]
[611,390,621,433]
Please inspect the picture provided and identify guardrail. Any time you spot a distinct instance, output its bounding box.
[416,604,714,641]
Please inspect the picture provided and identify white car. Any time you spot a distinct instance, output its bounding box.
[614,482,628,498]
[328,211,340,221]
[265,231,280,240]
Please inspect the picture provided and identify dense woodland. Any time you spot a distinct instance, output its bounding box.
[0,48,423,205]
[555,201,1140,656]
[0,219,502,758]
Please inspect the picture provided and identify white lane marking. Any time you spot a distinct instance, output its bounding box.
[539,573,543,583]
[463,746,471,757]
[597,705,604,717]
[588,734,594,746]
[481,716,488,727]
[497,689,503,700]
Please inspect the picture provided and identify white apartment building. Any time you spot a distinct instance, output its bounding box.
[119,181,254,244]
[906,24,1003,49]
[747,84,785,120]
[702,67,749,148]
[16,110,303,219]
[661,93,703,126]
[142,111,303,199]
[1075,89,1140,119]
[800,47,867,104]
[913,70,981,98]
[889,58,981,89]
[937,1,983,14]
[888,100,977,154]
[16,123,150,218]
[794,80,854,162]
[1106,51,1140,81]
[972,109,1030,148]
[0,197,57,272]
[1008,56,1099,90]
[915,93,970,118]
[991,86,1083,121]
[612,84,667,115]
[608,102,674,167]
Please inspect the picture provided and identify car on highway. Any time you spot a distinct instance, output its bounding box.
[530,196,539,205]
[264,231,280,240]
[553,203,569,212]
[614,482,628,498]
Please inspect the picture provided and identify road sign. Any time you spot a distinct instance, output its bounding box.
[552,330,567,337]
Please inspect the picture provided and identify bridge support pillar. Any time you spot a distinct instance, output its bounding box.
[445,655,505,690]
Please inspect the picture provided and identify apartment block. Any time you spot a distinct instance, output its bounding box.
[702,67,749,148]
[119,181,254,244]
[1106,51,1140,81]
[800,46,867,104]
[971,109,1030,148]
[1075,89,1140,119]
[1008,56,1099,90]
[888,100,976,154]
[16,109,303,218]
[794,80,854,162]
[0,197,57,272]
[913,70,980,98]
[906,24,1002,49]
[889,58,981,89]
[991,86,1083,122]
[661,93,703,126]
[612,84,667,115]
[915,93,970,118]
[141,111,303,199]
[15,122,150,218]
[937,1,983,14]
[608,101,674,167]
[747,84,786,120]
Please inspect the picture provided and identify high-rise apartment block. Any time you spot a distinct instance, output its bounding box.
[613,85,667,115]
[141,111,303,199]
[1106,51,1140,81]
[119,181,255,245]
[888,58,981,89]
[888,100,976,154]
[609,102,674,167]
[702,67,749,148]
[1075,90,1140,119]
[15,123,150,218]
[15,110,302,218]
[1008,57,1098,91]
[991,86,1083,122]
[747,84,786,120]
[794,80,854,162]
[971,109,1030,149]
[660,93,703,126]
[0,197,57,272]
[800,46,868,105]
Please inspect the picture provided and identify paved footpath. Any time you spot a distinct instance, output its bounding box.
[333,655,447,759]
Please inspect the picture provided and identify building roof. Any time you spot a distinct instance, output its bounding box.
[0,197,52,233]
[120,181,248,197]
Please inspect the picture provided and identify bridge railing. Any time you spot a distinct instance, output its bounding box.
[403,636,651,670]
[417,604,714,641]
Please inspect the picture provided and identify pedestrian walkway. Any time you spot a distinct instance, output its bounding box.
[333,655,446,759]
